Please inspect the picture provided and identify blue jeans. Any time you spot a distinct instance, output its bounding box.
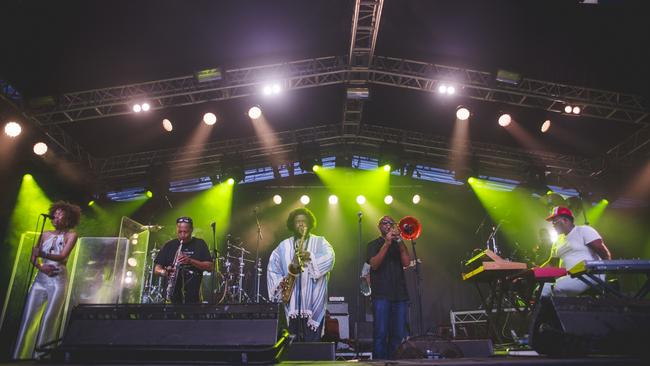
[372,298,409,359]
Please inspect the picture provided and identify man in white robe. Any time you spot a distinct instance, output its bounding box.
[267,208,335,341]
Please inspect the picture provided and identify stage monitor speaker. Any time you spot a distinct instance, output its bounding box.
[530,296,650,357]
[395,335,493,359]
[53,303,288,363]
[283,342,335,361]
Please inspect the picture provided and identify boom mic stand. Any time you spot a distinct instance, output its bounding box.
[253,208,263,303]
[408,237,424,336]
[210,222,218,304]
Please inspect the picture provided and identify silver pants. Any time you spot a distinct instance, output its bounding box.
[13,267,67,360]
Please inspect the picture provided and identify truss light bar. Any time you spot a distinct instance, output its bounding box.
[496,69,522,86]
[346,87,370,100]
[194,68,222,83]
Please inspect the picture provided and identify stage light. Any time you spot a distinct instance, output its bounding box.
[356,195,366,205]
[131,239,138,245]
[564,105,572,114]
[141,102,150,112]
[4,121,21,137]
[263,83,282,95]
[328,195,338,205]
[456,106,470,121]
[498,113,512,127]
[127,257,138,267]
[145,190,153,198]
[383,164,391,172]
[572,106,581,115]
[248,106,262,120]
[467,177,476,184]
[87,200,95,207]
[300,195,310,205]
[162,119,173,132]
[272,84,281,94]
[447,86,456,94]
[33,142,48,156]
[24,174,33,180]
[438,85,447,94]
[124,276,133,284]
[132,233,139,239]
[541,119,551,133]
[384,195,393,205]
[313,165,320,172]
[438,84,456,95]
[226,178,235,185]
[132,104,142,113]
[203,112,217,125]
[412,194,421,204]
[273,194,282,205]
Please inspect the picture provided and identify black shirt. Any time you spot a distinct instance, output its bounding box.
[366,236,409,301]
[154,237,212,303]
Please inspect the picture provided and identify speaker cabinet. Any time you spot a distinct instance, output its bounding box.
[53,303,288,363]
[530,296,650,357]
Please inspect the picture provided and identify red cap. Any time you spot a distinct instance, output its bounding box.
[545,206,573,221]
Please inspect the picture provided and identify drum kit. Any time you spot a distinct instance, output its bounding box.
[140,233,263,304]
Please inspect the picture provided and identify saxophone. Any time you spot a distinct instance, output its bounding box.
[279,228,307,304]
[165,240,183,303]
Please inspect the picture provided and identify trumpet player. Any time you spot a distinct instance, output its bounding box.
[367,216,411,360]
[154,217,213,304]
[267,208,335,342]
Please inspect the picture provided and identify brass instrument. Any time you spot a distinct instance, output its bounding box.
[280,227,307,304]
[165,240,183,303]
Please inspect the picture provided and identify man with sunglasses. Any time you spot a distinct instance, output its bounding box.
[154,217,214,303]
[540,206,611,297]
[366,216,411,359]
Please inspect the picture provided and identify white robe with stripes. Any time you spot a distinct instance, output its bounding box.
[267,234,335,331]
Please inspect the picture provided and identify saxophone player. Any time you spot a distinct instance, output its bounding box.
[267,208,335,342]
[154,217,213,304]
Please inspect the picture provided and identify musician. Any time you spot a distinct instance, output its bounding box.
[541,206,611,296]
[154,217,213,303]
[267,208,335,342]
[366,216,411,360]
[13,201,81,359]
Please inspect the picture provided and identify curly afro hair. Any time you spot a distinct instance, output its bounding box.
[286,207,317,232]
[49,201,81,230]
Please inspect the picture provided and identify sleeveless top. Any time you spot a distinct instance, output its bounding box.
[41,233,66,266]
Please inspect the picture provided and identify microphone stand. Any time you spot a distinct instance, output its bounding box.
[254,209,263,303]
[409,237,424,336]
[211,222,218,304]
[355,212,363,357]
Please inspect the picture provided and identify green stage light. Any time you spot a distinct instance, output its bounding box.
[313,165,320,172]
[383,164,391,172]
[145,190,153,198]
[88,200,95,207]
[328,195,338,205]
[273,194,282,205]
[412,194,421,204]
[300,195,310,205]
[24,173,33,180]
[226,178,235,185]
[384,195,393,205]
[602,199,609,205]
[467,177,476,184]
[356,195,366,205]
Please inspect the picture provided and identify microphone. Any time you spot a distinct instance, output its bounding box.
[41,213,52,219]
[357,212,362,218]
[210,222,216,229]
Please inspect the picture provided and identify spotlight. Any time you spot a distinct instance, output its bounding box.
[162,119,173,132]
[300,195,310,205]
[456,106,470,121]
[328,195,338,205]
[572,106,581,115]
[133,104,142,113]
[438,85,447,94]
[131,239,138,245]
[33,142,48,156]
[248,106,262,120]
[438,84,456,95]
[541,119,551,133]
[127,257,138,267]
[412,194,421,204]
[263,85,273,95]
[141,102,150,112]
[226,178,235,185]
[4,121,22,137]
[564,105,572,114]
[384,195,393,205]
[203,112,217,125]
[313,165,320,172]
[263,83,281,95]
[356,195,366,205]
[498,113,512,127]
[145,190,153,198]
[272,84,281,94]
[88,200,95,207]
[447,86,456,94]
[383,164,391,172]
[273,194,282,205]
[467,177,476,184]
[124,276,133,284]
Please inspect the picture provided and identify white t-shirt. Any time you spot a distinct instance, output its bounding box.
[551,225,602,271]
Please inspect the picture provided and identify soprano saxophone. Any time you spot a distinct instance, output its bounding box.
[165,240,183,303]
[280,228,306,304]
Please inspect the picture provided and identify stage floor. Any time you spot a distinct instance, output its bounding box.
[2,356,647,366]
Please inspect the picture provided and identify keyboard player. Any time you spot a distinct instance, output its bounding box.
[540,206,612,297]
